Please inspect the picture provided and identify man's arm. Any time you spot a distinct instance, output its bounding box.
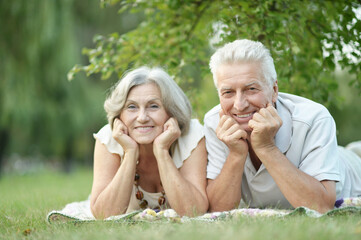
[249,104,336,213]
[206,113,248,212]
[207,152,245,212]
[257,146,336,213]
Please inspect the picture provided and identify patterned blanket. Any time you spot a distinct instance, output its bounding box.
[47,197,361,224]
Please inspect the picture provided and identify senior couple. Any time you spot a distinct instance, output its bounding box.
[90,39,361,219]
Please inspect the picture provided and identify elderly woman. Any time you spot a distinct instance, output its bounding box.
[90,67,208,219]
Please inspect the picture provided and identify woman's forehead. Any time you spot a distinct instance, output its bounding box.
[126,83,162,101]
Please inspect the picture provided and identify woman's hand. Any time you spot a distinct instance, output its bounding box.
[112,118,138,154]
[153,117,181,154]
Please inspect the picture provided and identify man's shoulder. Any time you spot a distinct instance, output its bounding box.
[204,104,221,129]
[278,92,332,122]
[204,104,221,121]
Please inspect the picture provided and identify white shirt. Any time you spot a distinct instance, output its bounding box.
[205,92,361,208]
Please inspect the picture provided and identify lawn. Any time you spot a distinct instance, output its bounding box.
[1,168,361,240]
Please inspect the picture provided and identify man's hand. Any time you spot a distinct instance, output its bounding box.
[248,103,282,155]
[216,110,248,155]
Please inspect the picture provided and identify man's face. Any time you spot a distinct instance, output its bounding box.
[216,62,278,133]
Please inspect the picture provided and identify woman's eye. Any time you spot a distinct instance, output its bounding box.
[127,104,137,109]
[150,104,159,109]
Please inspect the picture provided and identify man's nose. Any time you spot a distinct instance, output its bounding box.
[233,92,249,111]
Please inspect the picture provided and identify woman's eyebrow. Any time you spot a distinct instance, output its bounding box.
[126,97,161,103]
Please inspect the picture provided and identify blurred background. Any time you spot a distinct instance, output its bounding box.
[0,0,360,176]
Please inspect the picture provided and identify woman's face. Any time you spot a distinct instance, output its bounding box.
[120,83,170,145]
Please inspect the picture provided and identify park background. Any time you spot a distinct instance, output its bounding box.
[1,0,360,176]
[1,1,361,239]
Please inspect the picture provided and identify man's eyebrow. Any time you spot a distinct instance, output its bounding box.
[244,81,258,87]
[220,86,232,91]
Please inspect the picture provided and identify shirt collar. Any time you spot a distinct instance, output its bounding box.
[274,94,293,153]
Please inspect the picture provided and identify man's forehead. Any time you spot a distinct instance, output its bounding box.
[218,80,263,89]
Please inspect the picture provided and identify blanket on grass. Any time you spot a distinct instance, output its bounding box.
[47,197,361,224]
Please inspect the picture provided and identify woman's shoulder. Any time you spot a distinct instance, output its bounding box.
[172,119,204,168]
[93,124,124,156]
[93,124,112,144]
[185,119,204,134]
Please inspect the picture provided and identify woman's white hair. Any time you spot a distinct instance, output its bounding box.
[104,66,192,134]
[209,39,277,88]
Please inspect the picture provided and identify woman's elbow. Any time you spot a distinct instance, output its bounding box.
[90,203,106,220]
[188,196,209,217]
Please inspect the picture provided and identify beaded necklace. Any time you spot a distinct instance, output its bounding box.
[134,173,167,210]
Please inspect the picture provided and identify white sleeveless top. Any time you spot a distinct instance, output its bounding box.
[93,119,205,213]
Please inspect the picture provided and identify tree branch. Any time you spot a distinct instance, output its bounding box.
[186,1,212,41]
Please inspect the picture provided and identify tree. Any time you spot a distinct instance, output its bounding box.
[0,0,121,174]
[69,0,361,118]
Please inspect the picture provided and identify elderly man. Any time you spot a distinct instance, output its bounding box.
[205,39,361,213]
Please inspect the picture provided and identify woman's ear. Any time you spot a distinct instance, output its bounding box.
[111,116,119,129]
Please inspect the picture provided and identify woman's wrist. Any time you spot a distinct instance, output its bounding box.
[153,146,170,160]
[124,148,139,160]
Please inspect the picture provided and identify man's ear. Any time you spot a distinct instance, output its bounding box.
[272,80,278,103]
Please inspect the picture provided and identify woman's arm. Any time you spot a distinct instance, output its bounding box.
[90,140,138,219]
[153,118,209,216]
[90,119,139,219]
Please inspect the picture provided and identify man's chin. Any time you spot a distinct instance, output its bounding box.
[243,127,252,136]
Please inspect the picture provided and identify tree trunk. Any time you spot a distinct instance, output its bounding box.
[0,128,9,178]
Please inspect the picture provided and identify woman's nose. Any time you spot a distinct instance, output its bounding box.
[137,109,149,122]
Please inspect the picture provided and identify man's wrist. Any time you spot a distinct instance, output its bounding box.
[255,145,279,160]
[227,150,247,165]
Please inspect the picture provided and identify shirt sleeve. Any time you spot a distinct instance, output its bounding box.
[93,124,124,157]
[298,116,340,182]
[204,106,229,179]
[172,119,205,169]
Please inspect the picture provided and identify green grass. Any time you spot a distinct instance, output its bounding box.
[1,168,361,240]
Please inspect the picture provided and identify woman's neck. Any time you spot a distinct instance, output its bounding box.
[136,143,162,192]
[137,143,157,168]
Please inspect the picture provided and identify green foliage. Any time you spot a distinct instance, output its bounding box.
[0,0,79,158]
[329,71,361,145]
[0,0,125,165]
[1,0,360,167]
[70,0,361,116]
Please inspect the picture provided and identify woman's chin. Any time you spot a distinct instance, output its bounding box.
[135,140,153,145]
[133,137,156,145]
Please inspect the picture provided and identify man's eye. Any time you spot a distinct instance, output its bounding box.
[247,87,259,91]
[222,91,233,96]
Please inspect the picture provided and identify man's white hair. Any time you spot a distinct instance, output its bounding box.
[209,39,277,87]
